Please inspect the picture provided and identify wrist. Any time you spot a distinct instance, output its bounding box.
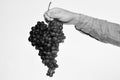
[72,13,81,25]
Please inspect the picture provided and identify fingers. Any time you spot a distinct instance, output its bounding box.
[44,11,53,21]
[44,7,61,21]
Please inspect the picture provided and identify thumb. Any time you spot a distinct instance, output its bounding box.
[47,8,61,19]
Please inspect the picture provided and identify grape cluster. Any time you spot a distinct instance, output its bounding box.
[28,19,66,77]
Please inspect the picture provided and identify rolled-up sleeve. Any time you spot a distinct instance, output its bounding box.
[75,14,120,47]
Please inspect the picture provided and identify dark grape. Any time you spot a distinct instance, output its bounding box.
[28,19,66,77]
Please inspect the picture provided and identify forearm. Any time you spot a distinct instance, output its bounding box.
[75,14,120,47]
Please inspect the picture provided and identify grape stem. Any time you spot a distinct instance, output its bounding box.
[47,2,52,24]
[48,2,52,11]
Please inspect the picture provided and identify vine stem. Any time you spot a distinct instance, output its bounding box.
[48,2,52,11]
[47,2,52,24]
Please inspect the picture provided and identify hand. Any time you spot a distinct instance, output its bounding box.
[44,7,80,25]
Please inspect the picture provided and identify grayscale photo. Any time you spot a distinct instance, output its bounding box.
[1,0,120,80]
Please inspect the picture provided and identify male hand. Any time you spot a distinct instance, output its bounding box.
[44,7,80,25]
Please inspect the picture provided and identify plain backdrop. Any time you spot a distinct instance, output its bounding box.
[1,0,120,80]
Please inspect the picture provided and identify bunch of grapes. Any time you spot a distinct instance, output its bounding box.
[28,19,66,77]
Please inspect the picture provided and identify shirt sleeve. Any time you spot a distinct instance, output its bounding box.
[75,14,120,47]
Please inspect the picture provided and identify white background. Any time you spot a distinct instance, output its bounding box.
[1,0,120,80]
